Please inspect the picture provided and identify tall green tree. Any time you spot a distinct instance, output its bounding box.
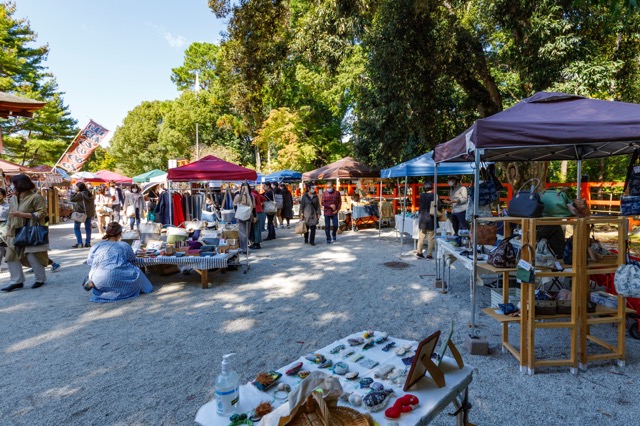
[0,2,78,166]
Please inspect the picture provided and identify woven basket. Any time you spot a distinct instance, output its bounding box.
[587,248,617,264]
[286,393,370,426]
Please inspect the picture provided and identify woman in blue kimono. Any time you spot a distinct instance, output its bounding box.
[85,222,153,303]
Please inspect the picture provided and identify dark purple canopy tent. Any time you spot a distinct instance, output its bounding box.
[434,92,640,163]
[433,92,640,339]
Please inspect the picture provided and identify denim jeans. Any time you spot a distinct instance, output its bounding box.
[74,217,92,245]
[129,208,141,230]
[324,214,338,241]
[266,214,276,239]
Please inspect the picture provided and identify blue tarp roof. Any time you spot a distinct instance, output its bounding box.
[380,151,477,178]
[263,169,302,183]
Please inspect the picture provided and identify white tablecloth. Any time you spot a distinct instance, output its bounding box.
[132,251,237,270]
[396,215,454,240]
[196,331,474,426]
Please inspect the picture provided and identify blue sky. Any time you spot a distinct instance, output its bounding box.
[15,0,227,143]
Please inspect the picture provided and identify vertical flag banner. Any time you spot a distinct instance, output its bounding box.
[56,120,109,173]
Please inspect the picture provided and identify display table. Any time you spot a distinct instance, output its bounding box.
[395,214,420,240]
[132,251,239,289]
[435,238,497,291]
[195,331,474,426]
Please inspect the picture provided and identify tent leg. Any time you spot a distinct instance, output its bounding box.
[379,178,382,238]
[576,160,583,199]
[401,176,407,258]
[244,219,251,274]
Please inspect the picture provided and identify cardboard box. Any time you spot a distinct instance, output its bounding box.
[227,239,239,250]
[222,230,239,240]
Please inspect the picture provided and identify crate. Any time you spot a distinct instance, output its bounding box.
[535,300,557,316]
[490,288,521,308]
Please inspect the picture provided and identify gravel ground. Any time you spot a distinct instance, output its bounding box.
[1,221,639,426]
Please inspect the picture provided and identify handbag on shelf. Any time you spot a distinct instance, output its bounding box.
[620,195,640,216]
[587,226,616,264]
[468,180,499,207]
[567,198,591,217]
[472,223,498,246]
[507,178,545,218]
[614,242,640,298]
[535,238,558,269]
[235,204,252,221]
[295,221,307,235]
[13,220,49,247]
[624,148,640,196]
[541,189,573,217]
[516,244,535,283]
[563,236,574,265]
[487,236,518,268]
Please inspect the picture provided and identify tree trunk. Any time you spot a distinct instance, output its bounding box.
[560,161,568,183]
[503,161,549,193]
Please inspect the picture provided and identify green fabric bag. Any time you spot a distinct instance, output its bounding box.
[541,189,573,217]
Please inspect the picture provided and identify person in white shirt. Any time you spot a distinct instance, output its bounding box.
[443,176,468,235]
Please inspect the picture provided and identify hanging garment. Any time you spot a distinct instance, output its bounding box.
[172,193,186,226]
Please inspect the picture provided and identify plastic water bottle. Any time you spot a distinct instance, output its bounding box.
[215,353,239,416]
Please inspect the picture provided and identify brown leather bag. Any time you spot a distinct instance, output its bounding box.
[567,198,590,217]
[472,223,498,245]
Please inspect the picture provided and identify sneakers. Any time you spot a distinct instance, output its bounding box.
[84,243,91,248]
[51,262,61,272]
[72,244,83,248]
[326,240,332,244]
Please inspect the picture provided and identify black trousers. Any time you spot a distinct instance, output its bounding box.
[450,211,468,235]
[304,225,316,244]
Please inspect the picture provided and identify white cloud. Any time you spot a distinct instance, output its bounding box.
[163,31,186,48]
[145,22,187,49]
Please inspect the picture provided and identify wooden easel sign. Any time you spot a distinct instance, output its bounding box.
[404,331,445,390]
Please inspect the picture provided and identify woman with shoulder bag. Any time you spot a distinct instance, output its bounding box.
[70,182,96,248]
[299,183,320,246]
[416,182,438,259]
[233,182,255,253]
[1,174,49,292]
[263,182,277,241]
[123,184,145,231]
[94,186,112,235]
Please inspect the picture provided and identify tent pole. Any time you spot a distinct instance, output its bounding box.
[471,149,483,335]
[433,164,438,233]
[378,177,383,238]
[168,180,173,226]
[576,160,583,199]
[401,176,408,258]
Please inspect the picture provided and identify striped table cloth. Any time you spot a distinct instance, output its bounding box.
[132,252,236,270]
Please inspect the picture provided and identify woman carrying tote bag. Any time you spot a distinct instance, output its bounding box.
[233,183,255,253]
[70,182,96,248]
[1,174,49,292]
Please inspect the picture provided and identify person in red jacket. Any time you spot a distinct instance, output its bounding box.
[250,186,266,249]
[321,182,342,243]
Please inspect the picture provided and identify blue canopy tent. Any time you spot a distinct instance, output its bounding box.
[380,151,476,178]
[379,150,479,253]
[263,169,303,183]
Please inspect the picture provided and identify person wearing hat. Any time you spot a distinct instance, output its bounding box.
[416,182,439,259]
[84,221,153,302]
[443,176,468,235]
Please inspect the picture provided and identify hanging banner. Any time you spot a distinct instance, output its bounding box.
[56,120,109,173]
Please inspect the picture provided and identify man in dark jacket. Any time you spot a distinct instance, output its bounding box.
[416,182,438,259]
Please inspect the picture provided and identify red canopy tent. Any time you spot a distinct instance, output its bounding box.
[0,158,39,175]
[167,155,257,182]
[96,170,132,183]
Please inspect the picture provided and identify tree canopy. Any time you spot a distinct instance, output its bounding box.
[0,2,77,166]
[107,0,640,181]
